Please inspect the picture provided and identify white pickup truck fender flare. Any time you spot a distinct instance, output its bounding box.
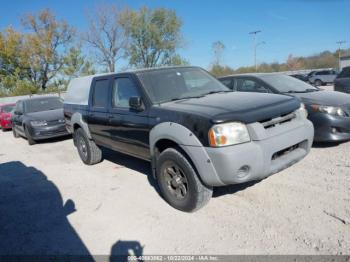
[149,122,224,186]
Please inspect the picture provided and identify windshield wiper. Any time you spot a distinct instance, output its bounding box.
[204,90,232,95]
[170,95,205,102]
[283,89,317,93]
[305,88,319,92]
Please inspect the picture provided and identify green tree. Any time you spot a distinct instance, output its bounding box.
[63,47,96,78]
[21,9,75,90]
[0,27,35,94]
[51,46,96,90]
[121,7,184,68]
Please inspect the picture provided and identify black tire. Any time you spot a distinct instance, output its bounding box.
[13,127,19,138]
[75,128,102,165]
[24,126,36,145]
[156,147,213,212]
[314,79,323,87]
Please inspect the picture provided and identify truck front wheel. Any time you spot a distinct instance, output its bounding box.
[75,128,102,165]
[156,147,213,212]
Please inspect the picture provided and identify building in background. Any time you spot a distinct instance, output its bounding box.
[340,55,350,70]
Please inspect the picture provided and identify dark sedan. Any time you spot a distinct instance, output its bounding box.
[219,74,350,142]
[290,74,308,82]
[12,96,69,145]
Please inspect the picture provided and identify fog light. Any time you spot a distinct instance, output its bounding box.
[237,165,250,179]
[331,127,337,134]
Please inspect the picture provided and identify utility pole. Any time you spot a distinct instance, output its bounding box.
[249,30,261,72]
[336,40,347,70]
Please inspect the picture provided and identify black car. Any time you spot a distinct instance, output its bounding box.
[219,74,350,142]
[12,96,69,145]
[290,74,308,82]
[334,66,350,94]
[64,66,313,212]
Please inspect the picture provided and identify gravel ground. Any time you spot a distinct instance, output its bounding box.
[0,129,349,256]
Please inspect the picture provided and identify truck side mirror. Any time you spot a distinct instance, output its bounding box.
[129,96,143,111]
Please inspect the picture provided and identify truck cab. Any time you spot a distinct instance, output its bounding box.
[64,66,314,212]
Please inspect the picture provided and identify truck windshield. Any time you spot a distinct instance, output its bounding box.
[260,74,318,93]
[137,67,230,103]
[26,97,63,113]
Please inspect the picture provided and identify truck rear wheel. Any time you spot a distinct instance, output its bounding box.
[75,128,102,165]
[156,147,213,212]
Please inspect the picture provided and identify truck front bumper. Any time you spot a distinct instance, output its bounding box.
[184,113,314,186]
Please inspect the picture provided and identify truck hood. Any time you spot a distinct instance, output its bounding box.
[160,92,300,124]
[291,90,350,107]
[26,108,64,122]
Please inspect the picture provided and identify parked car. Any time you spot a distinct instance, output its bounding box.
[334,66,350,94]
[290,74,308,82]
[308,69,338,86]
[219,73,350,142]
[64,66,313,212]
[0,103,15,131]
[12,96,68,145]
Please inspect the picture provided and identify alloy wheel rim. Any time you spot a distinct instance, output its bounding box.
[79,137,88,159]
[163,162,188,200]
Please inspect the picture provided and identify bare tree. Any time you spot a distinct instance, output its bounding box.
[212,41,225,65]
[286,54,304,71]
[84,5,128,72]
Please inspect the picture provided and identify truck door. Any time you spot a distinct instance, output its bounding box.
[107,75,151,160]
[87,77,111,146]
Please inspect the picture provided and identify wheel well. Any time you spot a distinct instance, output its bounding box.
[152,138,207,186]
[73,123,81,131]
[154,139,179,155]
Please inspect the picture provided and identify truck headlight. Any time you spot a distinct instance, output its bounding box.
[298,103,308,118]
[208,122,250,147]
[30,120,48,127]
[311,105,346,117]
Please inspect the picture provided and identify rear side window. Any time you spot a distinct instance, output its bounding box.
[92,79,110,108]
[112,78,140,108]
[339,67,350,78]
[16,101,24,114]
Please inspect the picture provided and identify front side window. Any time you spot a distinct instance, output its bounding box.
[237,79,269,93]
[220,79,232,89]
[112,78,140,108]
[137,67,229,103]
[92,79,109,108]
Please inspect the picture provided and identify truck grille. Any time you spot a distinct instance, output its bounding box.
[260,112,296,129]
[272,142,300,161]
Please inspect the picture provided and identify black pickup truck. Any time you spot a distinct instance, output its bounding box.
[64,66,314,212]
